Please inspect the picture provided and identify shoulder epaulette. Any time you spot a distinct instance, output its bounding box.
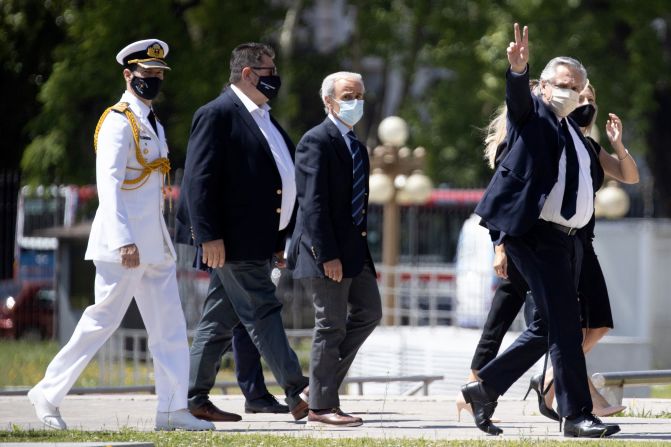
[93,100,171,197]
[110,102,130,113]
[94,102,136,152]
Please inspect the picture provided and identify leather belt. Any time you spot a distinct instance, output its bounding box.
[541,220,579,236]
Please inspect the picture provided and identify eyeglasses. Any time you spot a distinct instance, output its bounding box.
[251,66,278,75]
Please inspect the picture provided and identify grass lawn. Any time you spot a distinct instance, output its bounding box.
[651,384,671,399]
[0,338,310,391]
[0,340,159,389]
[0,340,92,388]
[1,428,670,447]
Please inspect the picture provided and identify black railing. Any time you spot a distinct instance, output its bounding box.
[0,169,20,280]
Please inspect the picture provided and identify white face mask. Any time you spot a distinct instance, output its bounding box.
[335,99,364,126]
[546,85,579,117]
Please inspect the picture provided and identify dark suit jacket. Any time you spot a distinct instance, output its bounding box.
[475,66,600,242]
[288,117,372,279]
[175,87,296,261]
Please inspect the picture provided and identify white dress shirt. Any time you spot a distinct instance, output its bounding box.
[328,113,355,151]
[230,84,296,231]
[539,118,594,229]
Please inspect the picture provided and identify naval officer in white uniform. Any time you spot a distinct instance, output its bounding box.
[27,39,213,431]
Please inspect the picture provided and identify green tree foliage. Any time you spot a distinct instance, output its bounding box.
[20,0,285,183]
[0,0,67,172]
[13,0,671,214]
[351,0,670,196]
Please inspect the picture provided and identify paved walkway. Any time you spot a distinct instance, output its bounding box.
[2,394,671,442]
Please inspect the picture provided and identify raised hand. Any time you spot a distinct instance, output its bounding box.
[507,23,529,73]
[605,113,623,146]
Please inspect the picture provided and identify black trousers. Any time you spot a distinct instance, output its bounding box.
[470,257,530,370]
[471,233,613,371]
[196,273,270,401]
[478,221,592,418]
[188,260,308,409]
[232,322,268,401]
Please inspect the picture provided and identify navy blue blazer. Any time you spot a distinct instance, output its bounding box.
[288,118,372,279]
[175,87,296,261]
[475,66,600,242]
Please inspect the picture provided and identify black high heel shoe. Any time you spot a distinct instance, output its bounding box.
[523,373,560,422]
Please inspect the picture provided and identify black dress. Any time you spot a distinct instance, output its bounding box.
[577,137,614,328]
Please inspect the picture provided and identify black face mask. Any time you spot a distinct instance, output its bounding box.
[569,103,596,127]
[130,75,162,100]
[254,74,281,100]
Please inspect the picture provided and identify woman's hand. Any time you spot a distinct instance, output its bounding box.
[493,244,508,279]
[605,113,623,147]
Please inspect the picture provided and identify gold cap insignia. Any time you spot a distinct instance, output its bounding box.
[147,43,165,58]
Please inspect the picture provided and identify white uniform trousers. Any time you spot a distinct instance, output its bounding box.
[34,257,189,412]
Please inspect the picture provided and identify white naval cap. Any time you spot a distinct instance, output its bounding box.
[116,39,171,70]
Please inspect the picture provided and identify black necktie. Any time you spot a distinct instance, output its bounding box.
[346,131,366,226]
[148,110,159,135]
[560,119,579,220]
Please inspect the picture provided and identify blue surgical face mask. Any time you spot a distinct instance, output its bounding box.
[335,99,364,126]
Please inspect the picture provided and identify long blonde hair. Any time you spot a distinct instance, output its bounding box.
[483,104,508,169]
[483,80,539,169]
[582,80,598,138]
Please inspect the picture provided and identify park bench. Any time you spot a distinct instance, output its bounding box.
[592,369,671,405]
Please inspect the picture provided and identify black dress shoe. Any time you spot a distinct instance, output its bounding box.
[461,381,503,435]
[245,394,290,414]
[564,413,621,438]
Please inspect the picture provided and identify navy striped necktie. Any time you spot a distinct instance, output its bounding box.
[560,119,579,220]
[346,131,366,226]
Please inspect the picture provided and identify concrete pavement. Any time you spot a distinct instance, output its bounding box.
[2,394,671,442]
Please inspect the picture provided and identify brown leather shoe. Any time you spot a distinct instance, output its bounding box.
[299,386,309,403]
[189,400,242,422]
[290,397,309,420]
[307,408,363,427]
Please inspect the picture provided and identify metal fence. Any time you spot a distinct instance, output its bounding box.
[97,328,154,386]
[4,180,514,387]
[377,265,457,327]
[95,260,526,387]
